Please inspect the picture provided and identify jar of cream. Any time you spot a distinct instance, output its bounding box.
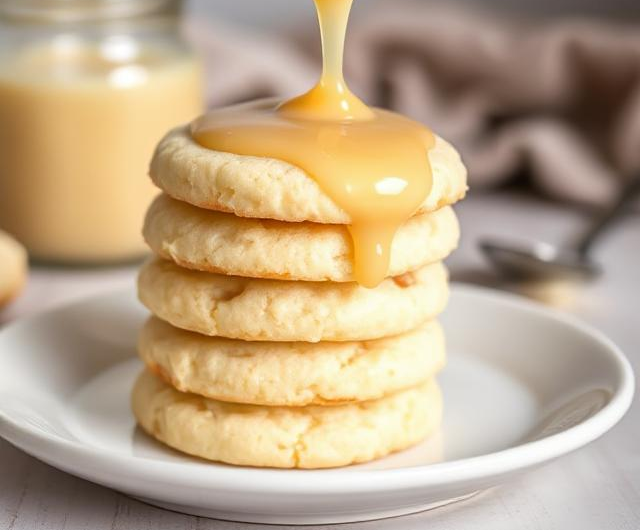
[0,0,204,263]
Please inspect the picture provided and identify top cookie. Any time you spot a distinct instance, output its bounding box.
[150,126,467,224]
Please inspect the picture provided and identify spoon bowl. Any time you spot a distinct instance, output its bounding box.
[480,238,601,281]
[479,176,640,281]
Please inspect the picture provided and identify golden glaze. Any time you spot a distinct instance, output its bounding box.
[192,0,434,287]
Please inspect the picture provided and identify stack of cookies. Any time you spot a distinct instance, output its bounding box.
[132,126,467,468]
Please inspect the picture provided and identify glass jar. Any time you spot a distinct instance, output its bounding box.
[0,0,204,263]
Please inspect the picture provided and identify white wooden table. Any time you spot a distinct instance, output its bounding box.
[1,192,638,530]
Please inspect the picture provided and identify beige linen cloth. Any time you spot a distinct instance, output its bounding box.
[187,4,640,206]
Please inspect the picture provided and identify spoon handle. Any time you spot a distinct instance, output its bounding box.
[576,175,640,257]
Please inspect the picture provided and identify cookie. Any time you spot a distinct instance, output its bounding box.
[138,257,449,342]
[132,370,442,468]
[0,230,27,308]
[138,316,446,406]
[143,194,459,282]
[150,126,467,223]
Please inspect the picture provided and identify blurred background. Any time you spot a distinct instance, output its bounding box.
[190,0,640,26]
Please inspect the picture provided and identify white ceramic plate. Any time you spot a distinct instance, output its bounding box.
[0,286,633,525]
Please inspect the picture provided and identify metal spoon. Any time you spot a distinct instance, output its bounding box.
[480,176,640,281]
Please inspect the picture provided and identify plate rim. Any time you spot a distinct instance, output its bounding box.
[0,283,634,495]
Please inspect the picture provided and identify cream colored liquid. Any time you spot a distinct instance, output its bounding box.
[0,40,203,262]
[192,0,434,287]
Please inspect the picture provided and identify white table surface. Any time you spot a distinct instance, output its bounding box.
[1,191,638,530]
